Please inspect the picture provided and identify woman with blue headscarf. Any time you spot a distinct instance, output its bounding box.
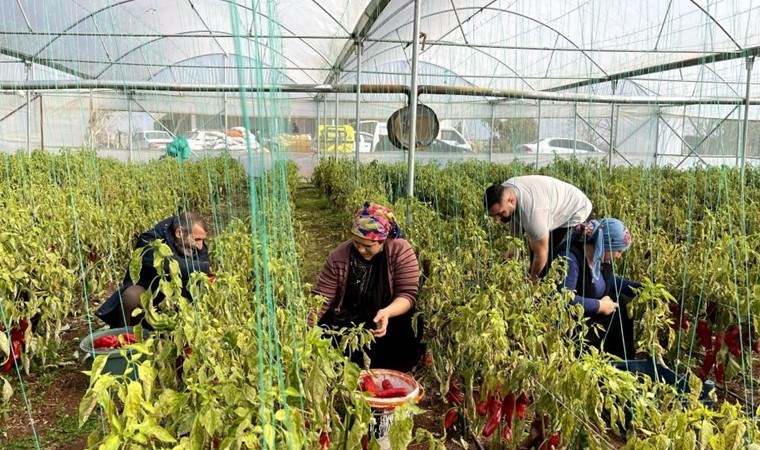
[553,218,641,358]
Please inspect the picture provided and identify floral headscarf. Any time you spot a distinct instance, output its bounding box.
[351,202,403,241]
[573,218,632,282]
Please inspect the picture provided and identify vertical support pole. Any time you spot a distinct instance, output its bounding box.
[488,102,495,163]
[89,89,95,149]
[334,77,339,158]
[653,109,660,167]
[322,99,327,156]
[609,80,618,175]
[127,91,133,162]
[223,56,228,132]
[535,100,541,169]
[573,88,578,157]
[39,92,43,150]
[316,97,321,160]
[406,0,422,202]
[25,62,31,155]
[740,55,754,180]
[354,41,363,178]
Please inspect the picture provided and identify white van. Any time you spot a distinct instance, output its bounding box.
[358,120,473,152]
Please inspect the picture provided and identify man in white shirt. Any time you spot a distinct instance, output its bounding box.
[484,175,593,280]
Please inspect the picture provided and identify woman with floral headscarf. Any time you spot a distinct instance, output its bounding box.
[312,202,423,372]
[552,218,641,359]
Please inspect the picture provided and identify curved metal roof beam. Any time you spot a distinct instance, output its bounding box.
[355,39,533,90]
[94,30,320,83]
[146,52,298,84]
[352,40,533,90]
[364,5,610,80]
[688,0,742,51]
[32,0,333,69]
[343,60,477,88]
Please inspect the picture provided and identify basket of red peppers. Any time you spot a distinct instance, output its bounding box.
[79,327,146,379]
[356,369,422,410]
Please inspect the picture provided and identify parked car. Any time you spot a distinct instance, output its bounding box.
[427,138,474,153]
[515,138,602,154]
[358,120,473,152]
[132,130,174,150]
[438,128,473,152]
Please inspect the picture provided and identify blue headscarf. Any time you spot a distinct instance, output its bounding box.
[573,218,632,283]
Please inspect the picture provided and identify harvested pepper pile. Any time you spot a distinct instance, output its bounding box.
[92,333,137,350]
[358,374,409,398]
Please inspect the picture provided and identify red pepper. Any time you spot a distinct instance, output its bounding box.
[541,432,562,450]
[375,387,409,398]
[516,392,530,420]
[119,333,136,345]
[696,320,712,348]
[445,379,464,405]
[501,392,516,426]
[482,411,501,437]
[89,250,97,263]
[715,363,725,384]
[519,416,546,448]
[381,379,393,390]
[714,332,725,353]
[19,319,28,333]
[92,335,120,349]
[361,435,369,450]
[488,393,502,417]
[501,424,512,443]
[2,340,21,373]
[10,327,24,343]
[444,408,459,430]
[319,430,330,449]
[476,396,490,417]
[209,274,216,284]
[698,351,716,379]
[728,345,742,358]
[359,374,376,396]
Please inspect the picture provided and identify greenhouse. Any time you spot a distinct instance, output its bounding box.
[0,0,759,449]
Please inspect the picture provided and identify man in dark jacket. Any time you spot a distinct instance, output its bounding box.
[95,212,211,328]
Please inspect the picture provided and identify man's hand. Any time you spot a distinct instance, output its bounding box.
[372,308,390,338]
[598,296,618,315]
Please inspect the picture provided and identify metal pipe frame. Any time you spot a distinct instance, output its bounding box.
[354,42,363,178]
[575,113,635,168]
[3,81,760,106]
[739,56,755,179]
[406,0,421,200]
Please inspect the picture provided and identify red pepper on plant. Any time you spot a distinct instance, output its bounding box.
[444,408,459,430]
[501,424,513,443]
[476,395,490,417]
[697,351,716,379]
[319,430,330,449]
[516,392,530,421]
[501,392,516,426]
[715,363,725,384]
[445,379,464,405]
[696,320,712,348]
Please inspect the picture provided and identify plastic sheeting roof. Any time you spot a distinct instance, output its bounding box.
[1,0,760,98]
